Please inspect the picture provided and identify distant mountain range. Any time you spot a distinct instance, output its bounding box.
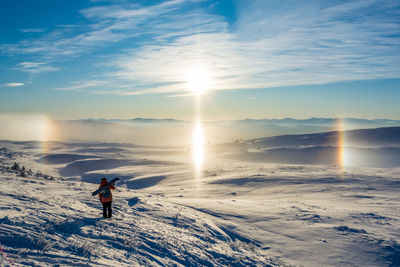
[228,126,400,168]
[82,117,400,126]
[250,126,400,148]
[2,116,399,146]
[76,117,400,144]
[84,118,183,124]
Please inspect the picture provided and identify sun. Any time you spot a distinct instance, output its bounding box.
[186,66,212,95]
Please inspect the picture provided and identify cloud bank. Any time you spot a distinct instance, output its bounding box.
[2,83,24,87]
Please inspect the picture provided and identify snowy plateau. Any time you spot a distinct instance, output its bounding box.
[0,127,400,266]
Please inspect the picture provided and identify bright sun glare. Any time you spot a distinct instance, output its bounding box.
[186,66,212,95]
[186,65,209,172]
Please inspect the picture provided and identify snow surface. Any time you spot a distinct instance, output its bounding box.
[0,140,399,266]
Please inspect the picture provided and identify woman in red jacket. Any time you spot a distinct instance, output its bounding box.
[99,177,115,218]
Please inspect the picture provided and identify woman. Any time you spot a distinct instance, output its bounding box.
[98,177,115,218]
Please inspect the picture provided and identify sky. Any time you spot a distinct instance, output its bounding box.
[1,0,400,121]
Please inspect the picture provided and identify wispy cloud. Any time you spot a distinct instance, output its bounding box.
[54,80,108,91]
[4,0,400,95]
[2,83,24,87]
[18,62,60,75]
[19,28,46,33]
[81,0,400,95]
[1,0,185,59]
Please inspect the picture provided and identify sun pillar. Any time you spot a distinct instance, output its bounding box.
[186,65,211,179]
[192,95,204,177]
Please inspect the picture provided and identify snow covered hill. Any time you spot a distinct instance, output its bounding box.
[0,134,399,266]
[230,127,400,168]
[0,167,282,266]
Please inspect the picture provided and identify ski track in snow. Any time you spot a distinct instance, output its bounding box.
[0,140,399,266]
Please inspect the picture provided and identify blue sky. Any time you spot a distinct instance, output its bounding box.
[1,0,400,120]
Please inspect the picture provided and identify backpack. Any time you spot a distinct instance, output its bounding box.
[102,187,111,199]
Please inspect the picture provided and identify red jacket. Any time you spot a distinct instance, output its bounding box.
[99,180,115,203]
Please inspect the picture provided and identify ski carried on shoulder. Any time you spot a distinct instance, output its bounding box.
[91,177,120,196]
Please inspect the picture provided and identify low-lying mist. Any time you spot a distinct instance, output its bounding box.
[1,115,400,146]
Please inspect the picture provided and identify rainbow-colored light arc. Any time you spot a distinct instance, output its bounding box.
[36,116,58,157]
[337,118,347,177]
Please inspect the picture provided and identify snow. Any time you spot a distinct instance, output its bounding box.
[0,139,399,266]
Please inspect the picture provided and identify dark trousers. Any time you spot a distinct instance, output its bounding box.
[102,201,112,218]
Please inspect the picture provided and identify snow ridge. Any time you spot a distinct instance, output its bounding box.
[0,168,284,266]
